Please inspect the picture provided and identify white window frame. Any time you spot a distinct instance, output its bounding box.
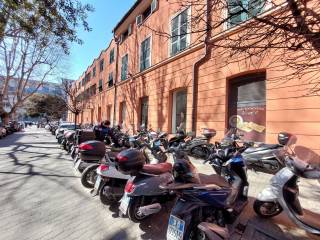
[169,6,191,57]
[139,35,152,72]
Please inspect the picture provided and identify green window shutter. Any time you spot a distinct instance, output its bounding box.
[140,37,151,71]
[121,54,128,81]
[248,0,265,17]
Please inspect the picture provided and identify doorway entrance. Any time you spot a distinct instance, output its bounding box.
[228,72,266,142]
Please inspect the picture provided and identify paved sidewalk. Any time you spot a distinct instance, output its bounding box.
[0,127,319,240]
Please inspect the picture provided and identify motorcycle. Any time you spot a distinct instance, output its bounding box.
[168,128,216,159]
[242,133,286,174]
[254,133,320,235]
[161,131,249,240]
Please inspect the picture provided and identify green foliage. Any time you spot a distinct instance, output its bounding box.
[0,0,94,53]
[26,93,67,120]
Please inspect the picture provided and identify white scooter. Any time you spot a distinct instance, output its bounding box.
[254,134,320,235]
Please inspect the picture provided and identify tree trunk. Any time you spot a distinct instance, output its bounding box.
[74,113,77,129]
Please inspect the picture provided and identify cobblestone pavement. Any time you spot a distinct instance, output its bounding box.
[0,127,319,240]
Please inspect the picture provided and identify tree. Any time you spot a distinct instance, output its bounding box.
[0,0,93,53]
[0,27,63,123]
[147,0,320,93]
[25,93,67,121]
[0,0,93,123]
[60,79,86,127]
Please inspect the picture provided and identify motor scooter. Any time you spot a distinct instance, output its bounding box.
[91,135,168,204]
[254,133,320,235]
[117,148,174,222]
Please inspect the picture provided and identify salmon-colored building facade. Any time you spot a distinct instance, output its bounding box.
[68,0,320,153]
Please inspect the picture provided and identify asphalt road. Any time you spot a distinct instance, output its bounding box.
[0,127,319,240]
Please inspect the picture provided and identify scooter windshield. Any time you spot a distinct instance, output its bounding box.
[278,134,320,179]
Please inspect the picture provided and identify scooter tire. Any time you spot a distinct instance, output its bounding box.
[253,200,283,218]
[81,164,99,188]
[128,197,149,223]
[99,182,119,205]
[190,146,210,159]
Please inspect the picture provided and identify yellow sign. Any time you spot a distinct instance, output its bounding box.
[229,115,265,133]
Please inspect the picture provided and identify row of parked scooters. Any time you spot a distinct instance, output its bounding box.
[0,121,24,139]
[47,123,320,239]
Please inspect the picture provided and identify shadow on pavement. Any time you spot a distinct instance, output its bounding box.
[0,132,23,148]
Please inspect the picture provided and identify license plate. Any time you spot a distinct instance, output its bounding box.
[167,215,185,240]
[119,193,130,215]
[74,159,81,170]
[94,175,101,190]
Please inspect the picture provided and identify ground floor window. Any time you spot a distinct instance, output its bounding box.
[228,72,266,142]
[172,89,187,133]
[106,105,112,122]
[119,101,126,126]
[140,97,148,128]
[98,106,101,123]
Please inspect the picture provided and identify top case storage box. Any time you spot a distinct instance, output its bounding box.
[65,130,76,142]
[75,130,96,145]
[79,140,106,161]
[202,128,217,139]
[116,149,146,175]
[278,132,293,146]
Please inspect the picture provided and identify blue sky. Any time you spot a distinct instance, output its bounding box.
[65,0,136,81]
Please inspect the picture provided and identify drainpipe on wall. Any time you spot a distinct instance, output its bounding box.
[191,0,211,134]
[113,35,120,126]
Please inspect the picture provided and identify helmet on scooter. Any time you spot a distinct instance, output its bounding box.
[172,159,199,183]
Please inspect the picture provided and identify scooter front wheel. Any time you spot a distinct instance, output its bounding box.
[128,197,149,223]
[253,200,283,218]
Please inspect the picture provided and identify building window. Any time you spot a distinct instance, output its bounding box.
[88,84,96,96]
[140,37,151,71]
[99,59,104,72]
[85,72,91,84]
[109,48,115,64]
[172,89,187,133]
[93,66,96,77]
[136,0,158,26]
[140,97,148,127]
[228,0,265,27]
[108,72,114,87]
[106,105,112,121]
[121,54,128,81]
[170,8,190,56]
[98,79,103,92]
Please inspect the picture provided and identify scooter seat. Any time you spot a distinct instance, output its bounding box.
[142,162,172,175]
[245,144,281,154]
[298,210,320,229]
[198,173,230,188]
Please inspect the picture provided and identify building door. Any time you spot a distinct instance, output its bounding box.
[228,72,266,142]
[172,89,187,133]
[140,97,148,128]
[98,106,102,123]
[90,109,94,124]
[119,102,126,126]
